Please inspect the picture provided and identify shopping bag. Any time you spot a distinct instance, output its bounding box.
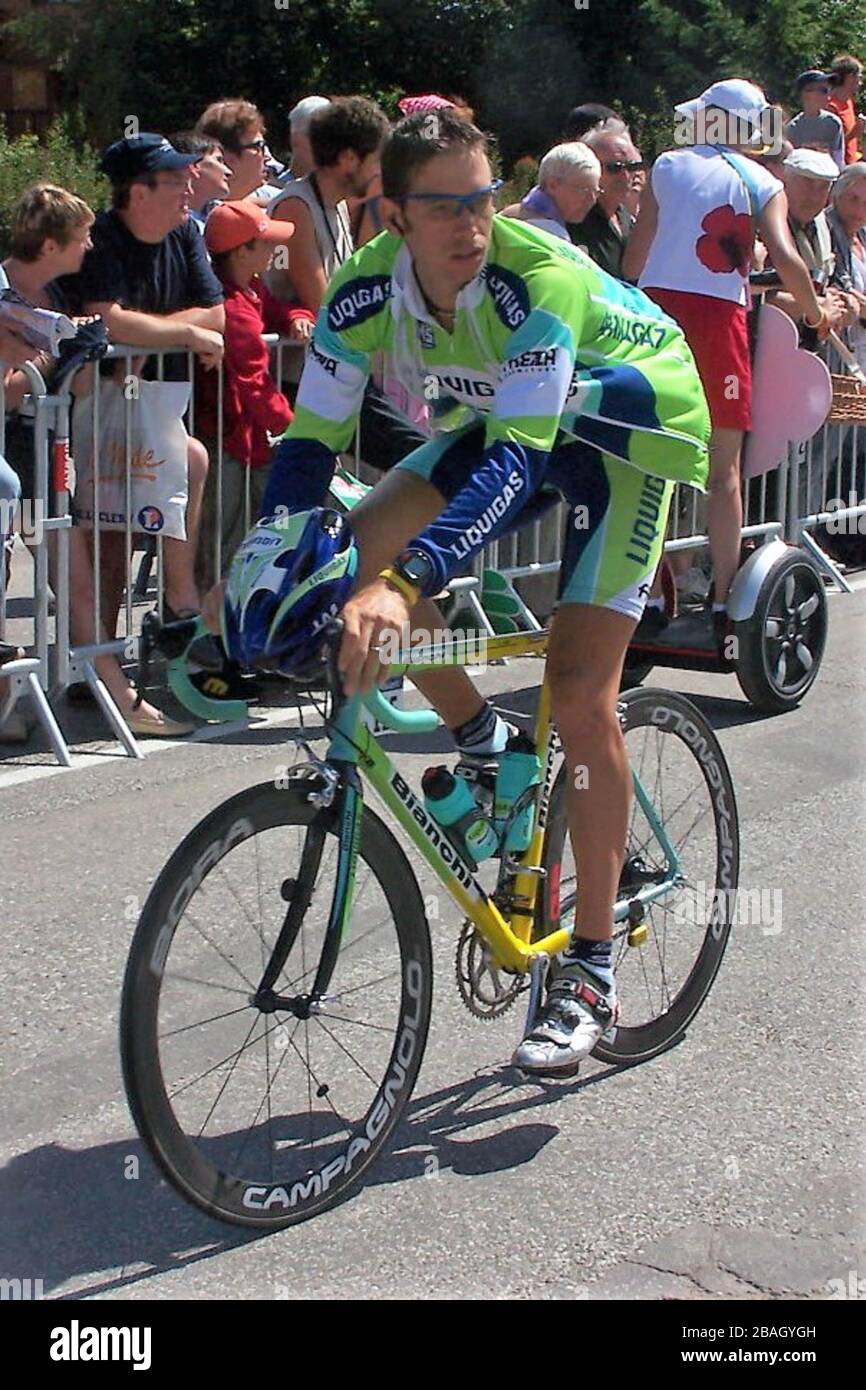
[72,379,191,538]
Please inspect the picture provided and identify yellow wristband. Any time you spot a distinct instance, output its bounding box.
[379,567,421,606]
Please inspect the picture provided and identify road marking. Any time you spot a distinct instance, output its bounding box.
[0,700,318,792]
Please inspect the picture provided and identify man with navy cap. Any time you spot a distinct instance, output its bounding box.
[785,71,846,171]
[67,133,226,630]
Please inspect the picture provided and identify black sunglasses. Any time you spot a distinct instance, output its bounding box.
[603,160,645,174]
[239,137,267,153]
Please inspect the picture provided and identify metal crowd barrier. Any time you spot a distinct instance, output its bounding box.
[1,331,863,767]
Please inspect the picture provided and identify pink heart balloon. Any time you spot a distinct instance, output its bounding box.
[743,303,832,478]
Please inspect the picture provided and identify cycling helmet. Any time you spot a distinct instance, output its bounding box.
[222,508,357,674]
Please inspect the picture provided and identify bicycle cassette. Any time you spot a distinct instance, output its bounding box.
[455,920,526,1020]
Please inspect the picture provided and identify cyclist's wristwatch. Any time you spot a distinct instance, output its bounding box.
[380,548,435,605]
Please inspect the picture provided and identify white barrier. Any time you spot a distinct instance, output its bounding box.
[1,330,863,763]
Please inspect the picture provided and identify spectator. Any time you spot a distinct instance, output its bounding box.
[169,133,232,232]
[267,103,432,494]
[66,133,224,637]
[623,154,646,219]
[287,96,332,181]
[623,79,828,636]
[827,163,866,365]
[501,142,601,240]
[354,96,457,247]
[563,102,627,142]
[827,55,865,165]
[398,94,455,118]
[2,181,191,737]
[567,126,643,276]
[767,149,856,334]
[195,99,269,201]
[0,325,29,744]
[269,96,389,313]
[754,135,794,175]
[785,71,846,170]
[195,201,313,584]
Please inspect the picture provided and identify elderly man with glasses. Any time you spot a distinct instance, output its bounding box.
[502,142,601,240]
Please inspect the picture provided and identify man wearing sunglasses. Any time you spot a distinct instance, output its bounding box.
[256,110,710,1075]
[786,71,845,172]
[566,127,644,278]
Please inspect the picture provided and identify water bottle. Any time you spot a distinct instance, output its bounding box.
[422,765,499,863]
[494,732,541,854]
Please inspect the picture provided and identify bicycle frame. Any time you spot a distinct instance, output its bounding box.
[310,629,682,979]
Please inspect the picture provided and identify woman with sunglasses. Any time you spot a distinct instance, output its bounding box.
[195,99,270,202]
[786,71,845,172]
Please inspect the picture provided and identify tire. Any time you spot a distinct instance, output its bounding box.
[735,549,827,713]
[121,776,433,1230]
[537,687,739,1064]
[620,655,654,690]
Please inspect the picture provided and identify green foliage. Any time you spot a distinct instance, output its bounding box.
[5,0,865,170]
[0,119,108,256]
[8,0,515,154]
[497,156,539,211]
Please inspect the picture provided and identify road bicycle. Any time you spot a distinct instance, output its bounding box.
[121,622,739,1229]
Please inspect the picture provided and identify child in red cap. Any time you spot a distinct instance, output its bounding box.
[196,199,315,582]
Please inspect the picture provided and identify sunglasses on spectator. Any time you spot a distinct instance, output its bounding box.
[400,180,503,221]
[804,84,831,94]
[239,137,267,153]
[603,160,645,174]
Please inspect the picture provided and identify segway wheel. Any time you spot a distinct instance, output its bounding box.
[734,549,827,713]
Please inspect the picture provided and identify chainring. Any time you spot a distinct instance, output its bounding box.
[455,919,526,1020]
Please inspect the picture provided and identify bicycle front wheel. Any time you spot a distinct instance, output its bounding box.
[539,687,739,1065]
[121,776,433,1230]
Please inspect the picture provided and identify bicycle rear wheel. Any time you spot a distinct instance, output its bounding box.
[538,687,739,1064]
[121,775,432,1229]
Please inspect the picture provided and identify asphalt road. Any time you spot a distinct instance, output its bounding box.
[1,589,864,1301]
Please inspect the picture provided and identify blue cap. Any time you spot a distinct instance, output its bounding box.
[100,133,201,182]
[795,70,830,93]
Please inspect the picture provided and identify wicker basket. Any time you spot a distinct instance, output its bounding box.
[828,373,866,424]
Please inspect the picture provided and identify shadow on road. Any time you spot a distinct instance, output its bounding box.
[1,1054,651,1299]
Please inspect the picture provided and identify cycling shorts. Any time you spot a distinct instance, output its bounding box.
[396,425,673,622]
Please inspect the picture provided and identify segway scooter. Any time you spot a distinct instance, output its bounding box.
[623,291,842,714]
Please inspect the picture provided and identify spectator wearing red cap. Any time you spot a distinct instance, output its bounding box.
[195,201,314,582]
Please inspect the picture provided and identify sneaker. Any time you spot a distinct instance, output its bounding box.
[512,968,619,1076]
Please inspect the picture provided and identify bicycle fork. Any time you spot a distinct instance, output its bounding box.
[250,768,363,1019]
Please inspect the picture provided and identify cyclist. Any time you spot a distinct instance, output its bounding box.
[230,111,711,1074]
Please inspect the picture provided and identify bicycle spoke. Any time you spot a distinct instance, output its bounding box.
[161,1003,253,1040]
[314,1016,381,1087]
